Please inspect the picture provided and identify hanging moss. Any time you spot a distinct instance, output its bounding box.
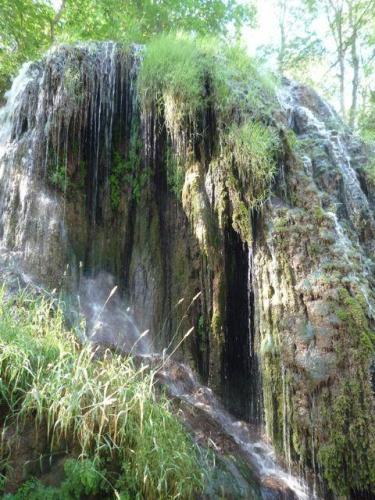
[49,163,68,192]
[165,146,186,197]
[109,151,126,210]
[109,121,148,210]
[137,33,206,151]
[63,62,84,109]
[336,287,375,363]
[318,376,375,496]
[262,350,284,454]
[138,33,280,175]
[225,120,279,208]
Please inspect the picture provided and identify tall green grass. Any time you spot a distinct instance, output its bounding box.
[137,33,281,207]
[0,287,204,499]
[138,33,279,125]
[138,34,206,125]
[226,120,279,207]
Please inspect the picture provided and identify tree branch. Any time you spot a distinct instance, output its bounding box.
[50,0,67,43]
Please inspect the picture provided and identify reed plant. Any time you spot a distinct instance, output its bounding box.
[0,287,204,499]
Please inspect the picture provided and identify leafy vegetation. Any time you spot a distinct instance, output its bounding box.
[212,43,280,122]
[110,134,148,210]
[138,34,206,130]
[3,459,109,499]
[166,148,185,197]
[57,0,255,44]
[0,0,255,98]
[0,0,54,98]
[226,120,279,207]
[137,34,280,208]
[2,0,375,134]
[257,0,375,136]
[49,164,68,192]
[138,34,279,128]
[0,288,204,498]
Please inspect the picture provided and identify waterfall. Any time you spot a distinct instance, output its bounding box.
[0,43,146,352]
[0,45,328,499]
[0,59,67,285]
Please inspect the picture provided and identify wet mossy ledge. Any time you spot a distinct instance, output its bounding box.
[1,33,375,499]
[255,104,375,497]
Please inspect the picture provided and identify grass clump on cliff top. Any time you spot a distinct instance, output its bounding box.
[137,33,279,139]
[0,288,204,499]
[211,42,279,122]
[138,32,280,210]
[138,34,206,118]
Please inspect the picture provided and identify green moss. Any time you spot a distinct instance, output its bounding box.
[138,33,281,228]
[318,378,375,496]
[49,163,68,192]
[166,147,185,197]
[224,171,252,243]
[138,34,279,145]
[284,129,297,150]
[362,159,375,187]
[319,228,336,244]
[109,151,126,210]
[210,42,279,122]
[137,33,206,136]
[335,288,375,368]
[109,122,148,210]
[211,312,223,341]
[260,334,278,356]
[232,201,251,243]
[262,350,284,454]
[63,62,84,108]
[226,120,279,208]
[273,213,290,232]
[315,288,375,495]
[308,241,321,256]
[313,205,326,224]
[294,137,316,157]
[48,158,85,197]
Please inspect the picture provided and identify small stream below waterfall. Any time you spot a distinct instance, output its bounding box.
[155,358,312,500]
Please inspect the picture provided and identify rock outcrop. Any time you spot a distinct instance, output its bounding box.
[0,43,374,498]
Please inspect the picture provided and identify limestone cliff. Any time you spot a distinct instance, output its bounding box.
[0,42,374,498]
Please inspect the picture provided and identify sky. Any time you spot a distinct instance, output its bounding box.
[243,1,277,55]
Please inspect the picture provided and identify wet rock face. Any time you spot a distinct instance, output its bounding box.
[255,80,375,497]
[0,46,374,497]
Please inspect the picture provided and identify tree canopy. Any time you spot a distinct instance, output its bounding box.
[256,0,375,137]
[1,0,375,140]
[0,0,54,94]
[0,0,255,97]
